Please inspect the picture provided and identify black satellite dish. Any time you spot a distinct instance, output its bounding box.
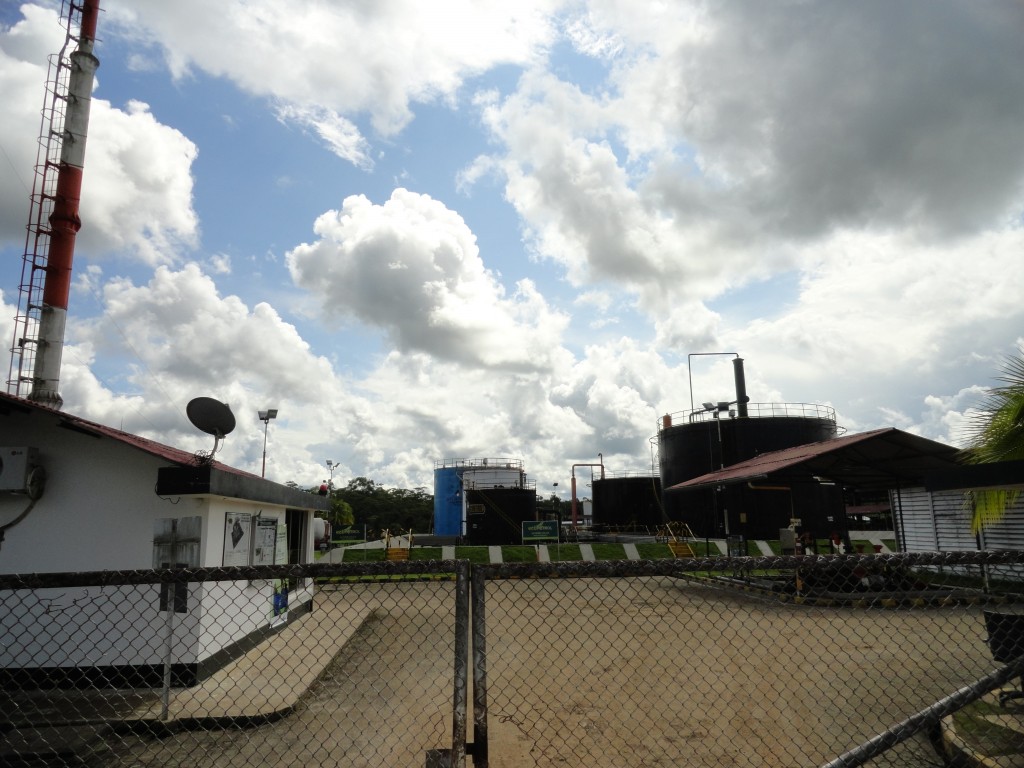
[187,397,236,436]
[187,397,235,462]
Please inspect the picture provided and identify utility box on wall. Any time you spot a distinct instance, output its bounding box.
[0,447,38,492]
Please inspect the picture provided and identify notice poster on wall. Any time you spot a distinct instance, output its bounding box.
[223,511,252,566]
[275,522,288,565]
[253,517,277,566]
[270,523,289,627]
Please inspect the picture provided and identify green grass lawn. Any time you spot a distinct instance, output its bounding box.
[545,544,583,561]
[952,698,1024,757]
[591,543,626,560]
[635,542,673,559]
[502,546,540,562]
[410,547,442,561]
[684,540,722,557]
[454,547,492,564]
[337,547,385,562]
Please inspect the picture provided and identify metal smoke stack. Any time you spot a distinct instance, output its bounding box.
[732,357,749,417]
[29,0,101,408]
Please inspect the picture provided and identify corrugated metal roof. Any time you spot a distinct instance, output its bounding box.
[3,392,329,512]
[1,390,250,478]
[667,427,963,491]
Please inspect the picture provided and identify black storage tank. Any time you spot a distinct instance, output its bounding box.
[591,475,664,531]
[659,404,844,539]
[465,487,537,545]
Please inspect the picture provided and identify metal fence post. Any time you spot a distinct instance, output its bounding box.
[160,588,175,721]
[471,565,488,768]
[450,559,470,767]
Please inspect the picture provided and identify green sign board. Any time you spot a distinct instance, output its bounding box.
[522,520,559,543]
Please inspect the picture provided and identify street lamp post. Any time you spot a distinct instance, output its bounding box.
[325,459,338,527]
[258,409,278,478]
[702,399,740,543]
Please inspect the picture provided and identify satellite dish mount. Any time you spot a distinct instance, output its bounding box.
[186,397,236,464]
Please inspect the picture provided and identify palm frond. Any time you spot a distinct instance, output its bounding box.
[968,489,1021,535]
[960,347,1024,532]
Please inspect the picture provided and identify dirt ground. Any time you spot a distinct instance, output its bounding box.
[478,576,990,767]
[94,576,995,768]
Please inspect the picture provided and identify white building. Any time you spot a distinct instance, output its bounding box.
[0,391,328,686]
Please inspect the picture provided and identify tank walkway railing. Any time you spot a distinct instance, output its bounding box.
[660,401,838,427]
[433,457,524,470]
[595,469,660,479]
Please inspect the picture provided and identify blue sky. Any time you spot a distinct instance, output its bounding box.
[2,0,1023,496]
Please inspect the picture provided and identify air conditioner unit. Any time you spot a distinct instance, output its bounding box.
[0,447,38,492]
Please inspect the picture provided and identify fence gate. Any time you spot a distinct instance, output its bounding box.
[0,561,470,768]
[470,553,1024,768]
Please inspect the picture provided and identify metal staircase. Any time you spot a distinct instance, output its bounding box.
[658,521,698,557]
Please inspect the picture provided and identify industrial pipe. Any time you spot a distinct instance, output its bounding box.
[570,459,606,526]
[732,357,749,418]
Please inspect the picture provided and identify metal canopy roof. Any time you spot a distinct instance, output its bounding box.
[667,427,963,491]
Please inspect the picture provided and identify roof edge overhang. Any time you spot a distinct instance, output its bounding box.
[666,427,962,493]
[924,460,1024,493]
[157,465,329,512]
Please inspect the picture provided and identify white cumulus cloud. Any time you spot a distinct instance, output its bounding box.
[288,189,569,372]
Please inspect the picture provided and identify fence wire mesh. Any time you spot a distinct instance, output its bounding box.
[1,552,1023,768]
[0,562,466,768]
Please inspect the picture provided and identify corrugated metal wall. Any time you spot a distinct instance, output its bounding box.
[893,488,940,552]
[894,487,1024,581]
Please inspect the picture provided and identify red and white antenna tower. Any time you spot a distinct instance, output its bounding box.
[6,0,100,408]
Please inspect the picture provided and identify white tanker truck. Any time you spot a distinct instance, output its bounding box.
[313,517,331,550]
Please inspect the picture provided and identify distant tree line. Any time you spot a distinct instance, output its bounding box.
[292,477,433,537]
[332,477,433,537]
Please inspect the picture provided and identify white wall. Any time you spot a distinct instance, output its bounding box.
[197,500,313,662]
[0,406,315,677]
[0,417,189,574]
[0,584,201,668]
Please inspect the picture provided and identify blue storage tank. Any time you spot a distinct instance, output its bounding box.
[433,466,464,536]
[433,458,529,537]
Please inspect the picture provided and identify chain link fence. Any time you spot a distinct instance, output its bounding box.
[471,552,1024,768]
[0,562,468,768]
[2,552,1023,767]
